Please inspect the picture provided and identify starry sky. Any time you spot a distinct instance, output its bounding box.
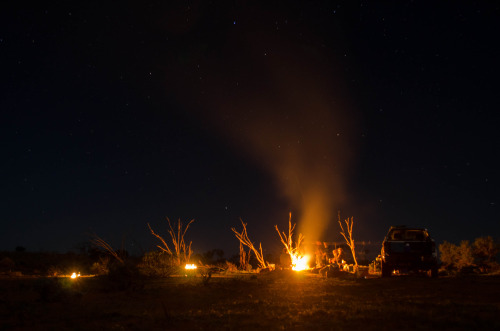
[1,1,499,257]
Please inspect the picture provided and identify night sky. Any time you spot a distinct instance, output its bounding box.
[2,1,499,257]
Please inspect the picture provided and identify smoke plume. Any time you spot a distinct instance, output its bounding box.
[179,21,359,242]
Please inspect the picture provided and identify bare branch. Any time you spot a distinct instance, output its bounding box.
[231,220,267,269]
[338,212,358,271]
[148,222,172,255]
[148,218,194,266]
[89,233,124,264]
[275,212,304,257]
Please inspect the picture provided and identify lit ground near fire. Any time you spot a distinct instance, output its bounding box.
[1,272,499,330]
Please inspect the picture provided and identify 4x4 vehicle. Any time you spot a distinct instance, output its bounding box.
[381,226,438,278]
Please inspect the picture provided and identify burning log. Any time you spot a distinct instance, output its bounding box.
[275,213,309,271]
[148,218,194,266]
[231,220,268,269]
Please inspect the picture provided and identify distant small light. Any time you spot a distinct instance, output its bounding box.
[233,20,236,25]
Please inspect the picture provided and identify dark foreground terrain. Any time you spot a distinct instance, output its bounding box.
[1,271,499,330]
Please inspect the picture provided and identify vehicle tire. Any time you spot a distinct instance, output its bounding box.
[381,262,392,277]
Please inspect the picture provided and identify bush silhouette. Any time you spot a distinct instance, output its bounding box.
[439,236,499,273]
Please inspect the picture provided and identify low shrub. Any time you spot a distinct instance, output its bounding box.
[0,257,15,272]
[137,251,177,277]
[90,256,110,275]
[439,236,499,274]
[225,261,238,273]
[98,262,145,291]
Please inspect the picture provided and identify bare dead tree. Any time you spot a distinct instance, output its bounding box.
[231,223,252,269]
[148,223,173,254]
[238,236,251,270]
[90,234,124,264]
[231,220,267,269]
[338,212,358,272]
[171,218,194,265]
[275,212,304,257]
[148,218,194,266]
[227,225,252,270]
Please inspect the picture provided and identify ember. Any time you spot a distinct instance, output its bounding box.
[185,264,197,270]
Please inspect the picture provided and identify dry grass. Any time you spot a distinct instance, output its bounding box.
[1,272,499,330]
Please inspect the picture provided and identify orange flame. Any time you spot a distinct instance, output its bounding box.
[185,264,197,270]
[291,254,310,271]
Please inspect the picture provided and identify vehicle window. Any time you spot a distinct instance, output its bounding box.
[389,229,427,241]
[390,231,403,240]
[406,230,426,241]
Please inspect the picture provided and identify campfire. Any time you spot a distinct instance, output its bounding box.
[291,254,310,271]
[276,213,311,272]
[229,213,358,273]
[185,264,197,270]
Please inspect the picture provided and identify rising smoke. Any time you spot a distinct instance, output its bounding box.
[173,14,359,242]
[200,53,357,242]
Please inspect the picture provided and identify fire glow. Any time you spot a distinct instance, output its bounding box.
[276,213,311,272]
[70,272,80,279]
[291,254,310,271]
[185,264,197,270]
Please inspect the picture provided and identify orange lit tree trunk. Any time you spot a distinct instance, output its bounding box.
[338,213,358,272]
[148,218,194,266]
[238,239,251,270]
[231,220,267,269]
[275,212,304,259]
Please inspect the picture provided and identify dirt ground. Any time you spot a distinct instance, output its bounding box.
[1,271,499,330]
